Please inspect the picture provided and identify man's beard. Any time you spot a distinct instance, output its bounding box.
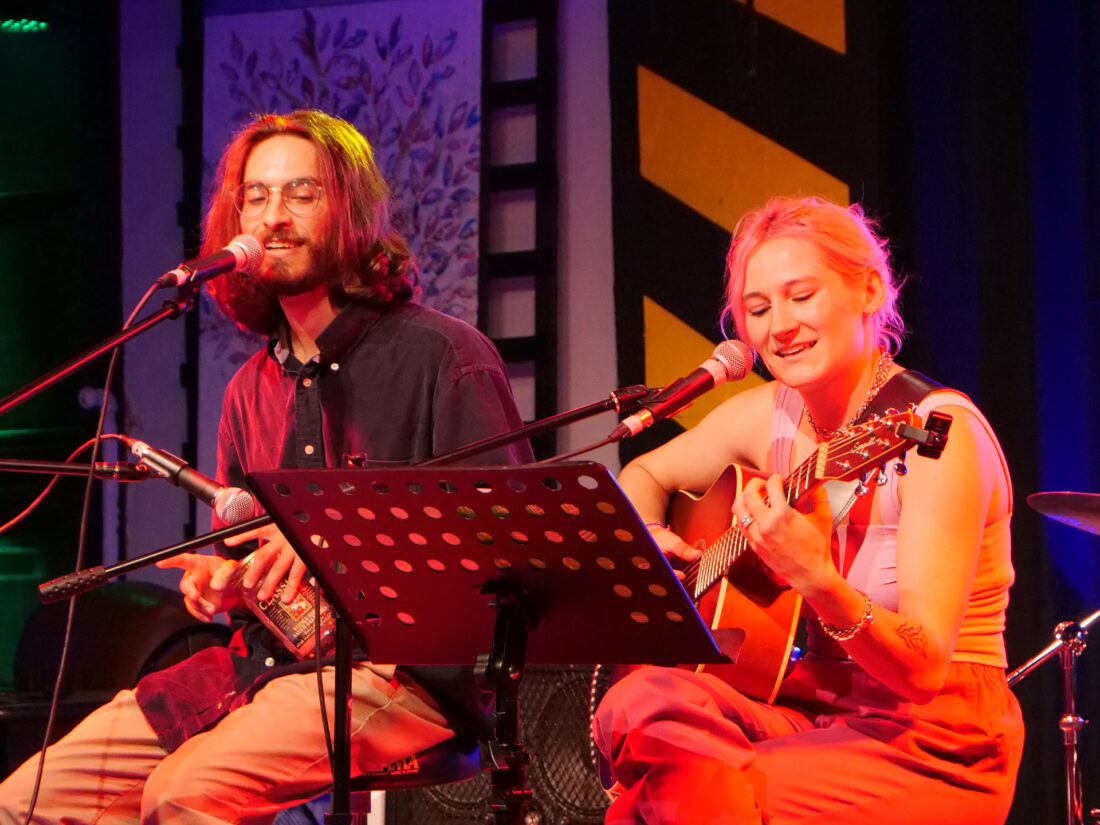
[261,236,337,297]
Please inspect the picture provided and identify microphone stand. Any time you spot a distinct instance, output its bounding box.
[1008,608,1100,825]
[0,458,151,481]
[36,384,657,601]
[0,287,196,418]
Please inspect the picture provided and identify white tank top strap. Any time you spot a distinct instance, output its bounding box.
[769,382,803,476]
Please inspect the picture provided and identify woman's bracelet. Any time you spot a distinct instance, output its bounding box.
[819,591,875,642]
[644,521,667,531]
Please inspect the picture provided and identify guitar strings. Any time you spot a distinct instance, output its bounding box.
[678,421,896,600]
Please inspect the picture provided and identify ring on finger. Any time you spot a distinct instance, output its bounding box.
[740,513,754,529]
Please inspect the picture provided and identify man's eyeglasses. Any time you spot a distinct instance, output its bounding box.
[235,179,324,218]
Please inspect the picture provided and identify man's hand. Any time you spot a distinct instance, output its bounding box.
[156,553,242,622]
[222,522,309,604]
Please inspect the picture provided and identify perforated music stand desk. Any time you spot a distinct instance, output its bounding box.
[248,461,724,667]
[250,461,724,824]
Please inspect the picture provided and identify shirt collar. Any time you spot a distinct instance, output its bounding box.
[266,302,385,369]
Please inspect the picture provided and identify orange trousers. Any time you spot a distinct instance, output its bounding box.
[592,661,1023,825]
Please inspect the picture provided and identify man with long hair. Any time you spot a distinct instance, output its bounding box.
[0,110,532,823]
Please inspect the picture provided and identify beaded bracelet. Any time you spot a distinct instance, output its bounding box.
[644,521,667,531]
[819,591,875,642]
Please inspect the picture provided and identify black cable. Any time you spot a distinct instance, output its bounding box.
[21,282,158,825]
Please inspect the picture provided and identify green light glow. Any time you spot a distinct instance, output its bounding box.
[1,19,49,33]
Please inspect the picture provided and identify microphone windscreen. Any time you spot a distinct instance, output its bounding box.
[711,340,752,384]
[214,486,257,525]
[228,234,265,275]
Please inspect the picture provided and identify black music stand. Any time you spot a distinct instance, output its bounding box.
[249,461,725,825]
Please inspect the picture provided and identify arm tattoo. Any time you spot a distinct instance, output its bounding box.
[895,622,928,658]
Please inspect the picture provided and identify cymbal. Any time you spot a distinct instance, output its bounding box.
[1027,491,1100,536]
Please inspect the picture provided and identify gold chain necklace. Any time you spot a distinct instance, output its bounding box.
[803,349,894,442]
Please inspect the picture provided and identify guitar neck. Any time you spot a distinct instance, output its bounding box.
[679,409,927,602]
[684,448,822,601]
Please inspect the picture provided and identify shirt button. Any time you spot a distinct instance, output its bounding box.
[329,362,340,373]
[304,444,315,455]
[302,377,312,387]
[264,657,276,667]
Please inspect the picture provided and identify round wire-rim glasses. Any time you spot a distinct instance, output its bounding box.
[235,179,324,217]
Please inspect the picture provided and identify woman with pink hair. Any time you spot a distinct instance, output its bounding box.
[593,196,1023,824]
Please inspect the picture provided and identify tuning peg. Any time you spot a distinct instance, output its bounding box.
[855,473,870,497]
[876,466,889,486]
[895,456,908,476]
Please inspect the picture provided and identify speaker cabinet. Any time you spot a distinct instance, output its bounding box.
[386,666,610,825]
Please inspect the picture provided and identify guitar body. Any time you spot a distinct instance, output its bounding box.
[668,464,802,704]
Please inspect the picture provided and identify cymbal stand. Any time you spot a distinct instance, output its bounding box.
[1008,608,1100,825]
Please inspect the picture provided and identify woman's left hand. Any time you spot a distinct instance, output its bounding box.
[731,474,836,594]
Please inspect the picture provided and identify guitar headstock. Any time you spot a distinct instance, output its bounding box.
[816,408,952,484]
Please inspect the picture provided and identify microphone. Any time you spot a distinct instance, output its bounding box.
[609,340,752,440]
[156,234,264,289]
[125,438,257,524]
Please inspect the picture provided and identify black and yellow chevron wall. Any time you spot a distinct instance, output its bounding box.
[609,0,885,460]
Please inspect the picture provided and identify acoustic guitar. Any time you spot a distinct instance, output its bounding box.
[601,408,951,706]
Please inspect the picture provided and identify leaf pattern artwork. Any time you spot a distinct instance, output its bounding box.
[210,6,481,327]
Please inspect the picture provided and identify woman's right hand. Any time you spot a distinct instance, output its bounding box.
[156,553,242,622]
